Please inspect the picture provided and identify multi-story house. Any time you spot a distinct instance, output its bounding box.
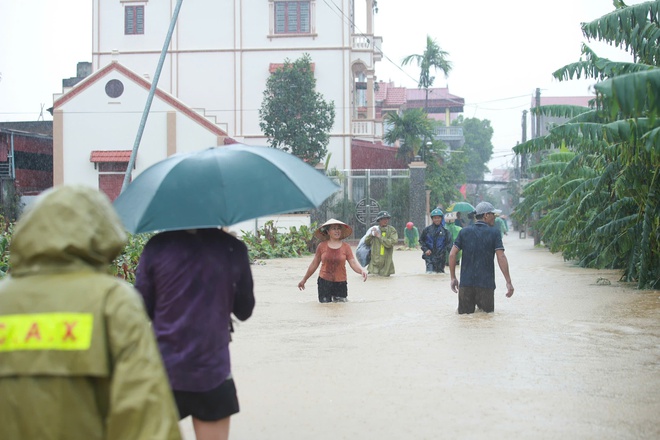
[86,0,383,171]
[375,81,465,151]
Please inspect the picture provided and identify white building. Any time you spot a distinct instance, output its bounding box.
[86,0,383,171]
[51,61,230,199]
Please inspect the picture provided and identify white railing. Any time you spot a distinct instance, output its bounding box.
[433,126,463,138]
[351,120,384,138]
[351,35,372,50]
[352,120,373,136]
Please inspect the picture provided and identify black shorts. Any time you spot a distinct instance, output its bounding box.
[173,378,240,421]
[458,286,494,314]
[317,277,348,303]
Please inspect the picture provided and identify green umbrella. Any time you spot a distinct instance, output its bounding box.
[113,144,339,234]
[446,202,476,214]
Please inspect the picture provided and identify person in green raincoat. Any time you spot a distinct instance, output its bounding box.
[365,211,398,276]
[446,218,463,265]
[495,211,508,237]
[0,186,182,440]
[404,221,419,249]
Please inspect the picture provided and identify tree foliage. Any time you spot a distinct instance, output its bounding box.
[513,0,660,289]
[425,144,468,208]
[402,35,452,111]
[383,108,436,162]
[259,54,335,166]
[452,115,494,180]
[382,108,471,208]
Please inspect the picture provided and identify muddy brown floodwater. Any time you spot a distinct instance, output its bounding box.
[180,235,660,440]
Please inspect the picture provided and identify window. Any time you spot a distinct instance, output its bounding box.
[105,79,124,99]
[275,1,310,34]
[125,5,144,35]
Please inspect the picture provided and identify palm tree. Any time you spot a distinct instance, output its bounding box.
[402,35,452,112]
[383,108,436,162]
[513,1,660,289]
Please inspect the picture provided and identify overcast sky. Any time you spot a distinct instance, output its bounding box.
[0,0,648,170]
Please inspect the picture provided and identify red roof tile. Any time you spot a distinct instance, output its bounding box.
[90,150,132,163]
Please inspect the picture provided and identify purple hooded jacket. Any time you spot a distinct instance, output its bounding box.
[136,228,255,392]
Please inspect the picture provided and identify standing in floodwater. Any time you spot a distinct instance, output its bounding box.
[365,211,398,277]
[449,202,514,313]
[298,219,367,303]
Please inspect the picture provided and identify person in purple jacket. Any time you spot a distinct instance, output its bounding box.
[135,228,255,440]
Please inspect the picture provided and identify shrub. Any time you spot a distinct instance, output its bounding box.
[111,233,153,284]
[0,220,315,284]
[241,220,316,260]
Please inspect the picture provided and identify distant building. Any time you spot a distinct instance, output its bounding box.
[531,95,594,137]
[376,81,465,151]
[52,62,233,201]
[0,123,54,217]
[0,123,53,196]
[84,0,383,171]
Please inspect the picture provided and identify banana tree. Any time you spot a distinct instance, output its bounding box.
[513,0,660,289]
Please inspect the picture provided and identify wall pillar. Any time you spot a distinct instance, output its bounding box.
[366,73,374,120]
[408,160,427,234]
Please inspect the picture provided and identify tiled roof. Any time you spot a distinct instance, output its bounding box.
[374,81,390,101]
[375,81,406,106]
[90,150,132,163]
[386,88,407,106]
[406,87,464,106]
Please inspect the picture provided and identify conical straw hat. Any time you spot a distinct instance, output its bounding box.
[314,218,353,241]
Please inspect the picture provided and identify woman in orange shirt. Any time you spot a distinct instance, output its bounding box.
[298,219,368,303]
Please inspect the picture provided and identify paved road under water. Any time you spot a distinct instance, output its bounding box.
[181,234,660,440]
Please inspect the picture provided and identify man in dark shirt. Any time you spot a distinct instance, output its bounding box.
[136,228,255,440]
[449,202,514,314]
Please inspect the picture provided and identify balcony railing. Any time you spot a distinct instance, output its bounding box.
[433,126,463,139]
[352,120,383,138]
[351,35,373,50]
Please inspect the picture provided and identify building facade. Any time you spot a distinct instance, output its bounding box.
[51,62,232,200]
[90,0,383,170]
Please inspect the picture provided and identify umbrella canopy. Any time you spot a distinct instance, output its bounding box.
[113,144,340,234]
[446,202,476,214]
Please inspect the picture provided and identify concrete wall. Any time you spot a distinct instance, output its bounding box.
[228,214,312,238]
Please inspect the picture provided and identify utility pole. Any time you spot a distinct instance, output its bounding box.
[121,0,184,193]
[520,109,527,179]
[533,88,541,246]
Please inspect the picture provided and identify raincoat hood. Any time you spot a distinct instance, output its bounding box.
[10,185,127,276]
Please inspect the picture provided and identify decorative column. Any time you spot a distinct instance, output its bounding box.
[366,73,374,120]
[408,159,427,234]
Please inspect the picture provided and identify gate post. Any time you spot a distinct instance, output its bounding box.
[408,159,427,237]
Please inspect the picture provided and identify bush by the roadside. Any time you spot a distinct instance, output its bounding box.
[111,232,153,284]
[241,220,316,260]
[0,218,316,283]
[0,217,12,279]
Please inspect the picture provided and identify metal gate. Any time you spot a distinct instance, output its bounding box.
[317,169,410,241]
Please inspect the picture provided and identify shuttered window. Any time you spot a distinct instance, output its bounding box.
[275,1,310,34]
[125,5,145,35]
